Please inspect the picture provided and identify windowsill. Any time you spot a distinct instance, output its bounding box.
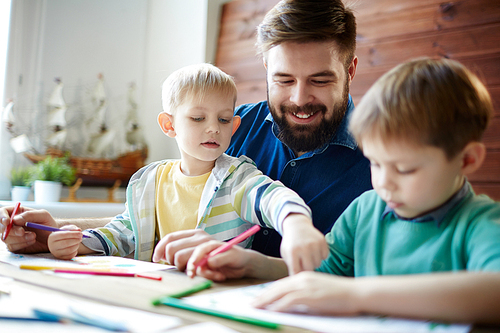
[0,200,125,218]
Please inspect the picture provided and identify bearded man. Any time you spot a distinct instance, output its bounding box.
[226,0,372,257]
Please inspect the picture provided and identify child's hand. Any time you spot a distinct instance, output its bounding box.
[280,214,329,275]
[47,225,85,260]
[252,271,358,316]
[186,240,253,281]
[152,229,214,270]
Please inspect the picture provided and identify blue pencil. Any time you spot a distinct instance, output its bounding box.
[25,222,90,238]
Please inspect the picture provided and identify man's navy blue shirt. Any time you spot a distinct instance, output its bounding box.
[226,96,372,257]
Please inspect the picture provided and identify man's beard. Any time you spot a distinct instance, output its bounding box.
[268,81,349,153]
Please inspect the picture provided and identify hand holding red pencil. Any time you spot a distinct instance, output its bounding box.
[0,206,63,253]
[0,204,60,253]
[187,225,261,281]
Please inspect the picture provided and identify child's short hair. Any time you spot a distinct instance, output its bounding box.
[161,63,237,115]
[349,58,493,159]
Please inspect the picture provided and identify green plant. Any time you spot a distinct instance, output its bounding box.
[31,156,76,186]
[10,167,34,187]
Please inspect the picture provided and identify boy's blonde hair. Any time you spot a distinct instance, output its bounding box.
[161,63,237,115]
[349,58,493,159]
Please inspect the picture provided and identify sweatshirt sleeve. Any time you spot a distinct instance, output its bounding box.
[228,161,312,234]
[81,205,136,257]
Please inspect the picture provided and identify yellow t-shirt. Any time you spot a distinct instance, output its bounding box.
[155,161,211,239]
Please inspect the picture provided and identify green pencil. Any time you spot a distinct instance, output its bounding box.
[152,280,213,305]
[158,297,280,329]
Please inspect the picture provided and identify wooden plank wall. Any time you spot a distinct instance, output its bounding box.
[215,0,500,200]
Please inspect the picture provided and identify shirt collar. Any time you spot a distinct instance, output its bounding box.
[265,95,358,153]
[381,180,471,227]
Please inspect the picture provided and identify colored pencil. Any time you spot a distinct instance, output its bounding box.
[152,280,212,305]
[159,297,279,329]
[25,222,91,238]
[194,224,261,269]
[2,202,20,241]
[53,269,162,280]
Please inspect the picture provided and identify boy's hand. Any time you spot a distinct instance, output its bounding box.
[252,271,358,316]
[1,206,57,253]
[152,229,214,270]
[280,214,329,275]
[186,240,252,281]
[47,225,85,260]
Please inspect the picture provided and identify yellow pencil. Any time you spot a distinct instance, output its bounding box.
[20,265,111,272]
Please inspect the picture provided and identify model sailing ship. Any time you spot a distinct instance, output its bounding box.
[3,75,148,186]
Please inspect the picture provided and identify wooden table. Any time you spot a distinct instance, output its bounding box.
[0,261,308,332]
[0,254,498,332]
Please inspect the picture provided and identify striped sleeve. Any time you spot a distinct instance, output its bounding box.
[81,205,136,257]
[227,161,311,234]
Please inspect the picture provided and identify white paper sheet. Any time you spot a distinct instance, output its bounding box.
[0,283,182,332]
[167,322,241,333]
[0,251,174,274]
[184,283,471,333]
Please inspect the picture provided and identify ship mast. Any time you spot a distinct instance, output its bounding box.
[45,78,68,149]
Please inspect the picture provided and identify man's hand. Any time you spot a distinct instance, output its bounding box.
[0,206,58,253]
[280,213,329,274]
[152,229,213,271]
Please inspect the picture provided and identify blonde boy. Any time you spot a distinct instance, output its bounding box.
[48,64,327,272]
[186,58,500,324]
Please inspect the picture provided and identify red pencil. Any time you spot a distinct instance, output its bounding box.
[54,269,162,281]
[2,202,20,241]
[194,224,261,269]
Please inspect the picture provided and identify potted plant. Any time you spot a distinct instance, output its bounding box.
[31,156,76,203]
[10,166,34,201]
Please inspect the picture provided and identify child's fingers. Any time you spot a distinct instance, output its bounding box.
[193,266,227,282]
[152,241,166,263]
[282,253,300,274]
[252,278,296,309]
[164,230,213,266]
[59,225,82,232]
[186,240,224,278]
[171,248,196,272]
[49,232,83,260]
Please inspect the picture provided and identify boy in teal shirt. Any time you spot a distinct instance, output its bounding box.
[186,58,500,324]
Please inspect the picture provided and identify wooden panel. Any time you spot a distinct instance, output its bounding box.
[483,116,500,150]
[468,150,500,182]
[216,39,262,67]
[470,183,500,201]
[235,79,267,106]
[219,0,274,23]
[490,86,500,112]
[218,59,266,84]
[217,0,275,45]
[356,0,500,41]
[357,24,500,70]
[351,52,500,98]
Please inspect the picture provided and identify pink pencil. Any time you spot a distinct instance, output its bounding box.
[194,224,261,269]
[54,269,162,281]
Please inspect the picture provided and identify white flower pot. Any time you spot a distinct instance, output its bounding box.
[34,180,62,203]
[11,186,31,201]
